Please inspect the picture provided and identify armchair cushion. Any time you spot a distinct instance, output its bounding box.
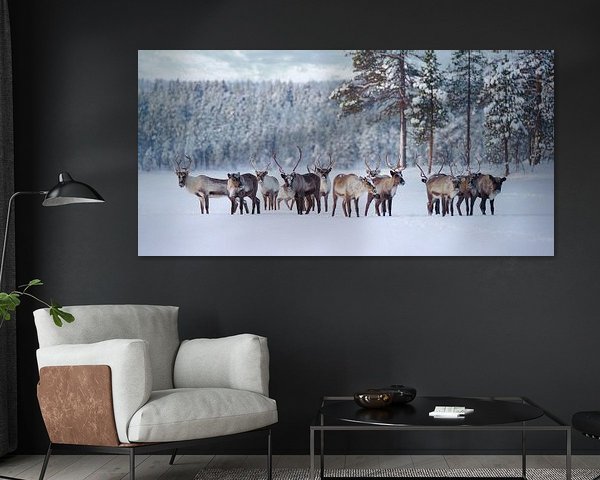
[127,387,277,443]
[36,339,152,443]
[34,305,180,391]
[174,334,270,396]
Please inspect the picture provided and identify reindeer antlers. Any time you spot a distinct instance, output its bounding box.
[366,156,381,173]
[313,153,323,170]
[436,160,446,175]
[416,163,428,181]
[183,154,193,169]
[250,156,258,171]
[327,153,335,169]
[272,151,285,174]
[292,146,302,172]
[250,155,273,172]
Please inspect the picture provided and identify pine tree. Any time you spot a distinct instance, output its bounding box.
[330,50,416,166]
[481,55,526,176]
[446,50,486,169]
[517,50,554,166]
[410,50,447,174]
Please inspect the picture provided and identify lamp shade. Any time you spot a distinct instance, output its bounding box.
[42,172,105,207]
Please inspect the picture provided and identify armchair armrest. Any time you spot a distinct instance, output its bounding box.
[174,334,270,396]
[36,339,152,443]
[38,365,120,446]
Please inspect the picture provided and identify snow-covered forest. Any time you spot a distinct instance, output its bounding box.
[138,50,554,176]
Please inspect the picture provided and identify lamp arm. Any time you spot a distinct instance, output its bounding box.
[0,191,48,290]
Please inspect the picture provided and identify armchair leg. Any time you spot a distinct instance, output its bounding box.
[129,449,135,480]
[169,449,177,465]
[38,444,52,480]
[267,429,272,480]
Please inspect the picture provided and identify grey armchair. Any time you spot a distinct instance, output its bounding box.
[33,305,277,480]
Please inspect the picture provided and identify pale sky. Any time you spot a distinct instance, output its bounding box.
[138,50,455,82]
[138,50,354,82]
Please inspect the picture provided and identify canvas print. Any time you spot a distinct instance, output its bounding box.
[138,50,554,256]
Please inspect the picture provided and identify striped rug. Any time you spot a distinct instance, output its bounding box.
[195,468,599,479]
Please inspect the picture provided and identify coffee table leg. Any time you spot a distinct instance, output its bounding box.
[566,428,572,480]
[521,430,527,479]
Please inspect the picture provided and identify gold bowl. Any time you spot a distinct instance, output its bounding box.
[353,391,393,409]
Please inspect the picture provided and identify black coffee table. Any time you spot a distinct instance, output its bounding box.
[310,396,571,480]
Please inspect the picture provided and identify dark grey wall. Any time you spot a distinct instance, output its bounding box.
[8,0,600,454]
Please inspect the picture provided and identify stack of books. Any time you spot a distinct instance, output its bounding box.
[429,406,474,418]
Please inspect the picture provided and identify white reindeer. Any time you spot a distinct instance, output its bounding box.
[174,155,236,214]
[309,153,334,213]
[277,184,295,210]
[251,158,280,210]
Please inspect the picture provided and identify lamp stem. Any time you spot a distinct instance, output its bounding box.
[0,191,47,291]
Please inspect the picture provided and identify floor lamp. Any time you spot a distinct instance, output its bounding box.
[0,172,104,480]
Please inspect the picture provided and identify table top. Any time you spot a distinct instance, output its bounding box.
[319,396,545,427]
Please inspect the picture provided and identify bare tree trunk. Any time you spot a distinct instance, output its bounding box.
[428,89,434,174]
[532,74,542,165]
[399,53,407,167]
[466,50,472,170]
[428,129,434,174]
[504,137,510,177]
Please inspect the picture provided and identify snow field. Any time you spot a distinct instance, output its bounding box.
[138,165,554,256]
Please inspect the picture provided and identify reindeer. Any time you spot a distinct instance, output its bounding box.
[453,161,481,216]
[251,157,280,211]
[309,154,334,212]
[455,175,480,216]
[272,147,321,215]
[332,174,379,218]
[417,163,460,217]
[226,172,260,215]
[471,173,506,215]
[174,155,239,214]
[364,155,406,216]
[277,184,295,210]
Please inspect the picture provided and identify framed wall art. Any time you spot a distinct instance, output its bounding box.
[138,50,554,256]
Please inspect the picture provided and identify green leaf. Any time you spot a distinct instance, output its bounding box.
[49,307,62,327]
[57,309,75,324]
[27,279,43,287]
[49,302,74,327]
[0,292,20,310]
[49,303,63,327]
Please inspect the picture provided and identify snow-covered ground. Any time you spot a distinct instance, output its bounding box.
[138,165,554,256]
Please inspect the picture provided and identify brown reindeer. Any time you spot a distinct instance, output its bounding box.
[471,173,506,215]
[332,174,379,217]
[272,147,321,215]
[226,172,260,215]
[455,174,478,216]
[453,160,481,216]
[364,155,406,216]
[417,164,460,217]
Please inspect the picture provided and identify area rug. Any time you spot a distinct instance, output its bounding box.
[194,468,599,480]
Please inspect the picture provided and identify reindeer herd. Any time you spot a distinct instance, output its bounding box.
[172,148,507,218]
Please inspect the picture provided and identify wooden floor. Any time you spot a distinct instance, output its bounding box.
[1,455,599,480]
